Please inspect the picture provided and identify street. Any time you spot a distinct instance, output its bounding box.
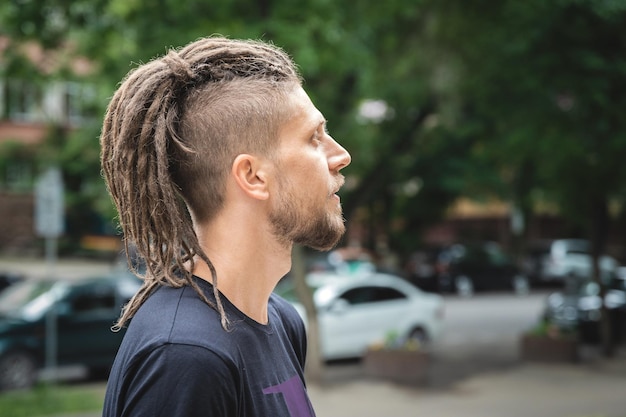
[323,290,550,388]
[430,291,548,387]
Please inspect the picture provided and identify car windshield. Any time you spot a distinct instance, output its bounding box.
[0,280,66,321]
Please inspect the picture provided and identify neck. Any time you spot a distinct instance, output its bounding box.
[192,214,292,324]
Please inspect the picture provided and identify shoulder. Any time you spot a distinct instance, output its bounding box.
[118,283,237,370]
[105,343,237,416]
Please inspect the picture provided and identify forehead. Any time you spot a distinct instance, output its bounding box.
[280,87,325,137]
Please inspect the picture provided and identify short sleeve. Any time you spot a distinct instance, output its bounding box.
[118,343,238,417]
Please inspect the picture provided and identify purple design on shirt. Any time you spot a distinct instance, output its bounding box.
[263,375,315,417]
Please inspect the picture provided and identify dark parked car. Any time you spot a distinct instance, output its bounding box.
[543,271,626,345]
[0,272,141,390]
[406,242,529,296]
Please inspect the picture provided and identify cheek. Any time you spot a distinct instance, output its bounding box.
[292,154,326,177]
[282,152,329,195]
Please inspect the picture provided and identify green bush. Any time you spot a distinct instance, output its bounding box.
[528,318,577,340]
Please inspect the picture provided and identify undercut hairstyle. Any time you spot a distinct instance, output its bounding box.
[100,37,302,330]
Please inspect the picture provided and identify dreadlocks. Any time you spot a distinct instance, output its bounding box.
[100,37,301,330]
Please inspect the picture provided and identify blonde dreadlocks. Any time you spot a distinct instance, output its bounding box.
[100,37,301,330]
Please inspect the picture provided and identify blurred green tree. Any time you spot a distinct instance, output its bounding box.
[422,0,626,356]
[4,0,625,361]
[1,0,463,256]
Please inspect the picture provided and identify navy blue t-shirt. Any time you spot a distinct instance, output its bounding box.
[102,277,315,417]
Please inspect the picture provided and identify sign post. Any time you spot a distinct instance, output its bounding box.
[34,166,65,383]
[35,166,65,269]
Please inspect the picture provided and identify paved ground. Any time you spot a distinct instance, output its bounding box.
[3,256,626,417]
[310,353,626,417]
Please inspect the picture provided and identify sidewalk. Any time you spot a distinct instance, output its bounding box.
[309,354,626,417]
[0,255,115,281]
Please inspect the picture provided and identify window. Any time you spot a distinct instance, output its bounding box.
[486,246,509,266]
[339,286,406,305]
[3,79,45,122]
[63,82,96,125]
[1,79,96,125]
[70,288,116,314]
[4,162,33,191]
[373,287,407,302]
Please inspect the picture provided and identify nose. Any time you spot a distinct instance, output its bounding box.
[327,136,351,172]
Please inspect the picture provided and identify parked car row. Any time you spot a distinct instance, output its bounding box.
[0,262,445,390]
[405,238,622,297]
[0,237,620,391]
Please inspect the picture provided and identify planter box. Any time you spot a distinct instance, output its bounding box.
[363,349,430,385]
[520,334,579,363]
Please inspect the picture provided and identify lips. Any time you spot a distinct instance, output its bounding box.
[330,175,346,196]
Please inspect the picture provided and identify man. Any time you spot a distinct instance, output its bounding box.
[100,37,351,417]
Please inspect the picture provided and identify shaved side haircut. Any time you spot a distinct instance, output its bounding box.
[100,37,301,330]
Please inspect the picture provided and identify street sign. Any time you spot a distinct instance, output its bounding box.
[35,166,65,238]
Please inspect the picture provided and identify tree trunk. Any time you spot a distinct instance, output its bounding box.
[511,158,535,262]
[291,245,324,383]
[589,196,614,358]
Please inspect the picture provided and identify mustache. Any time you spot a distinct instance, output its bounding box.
[330,174,346,195]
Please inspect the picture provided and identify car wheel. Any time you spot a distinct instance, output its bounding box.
[0,352,38,391]
[512,274,530,295]
[407,328,429,349]
[455,275,474,297]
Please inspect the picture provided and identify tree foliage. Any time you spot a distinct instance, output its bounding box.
[420,0,626,356]
[1,0,449,254]
[3,0,626,260]
[3,0,626,366]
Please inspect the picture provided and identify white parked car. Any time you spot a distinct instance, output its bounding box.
[275,271,445,360]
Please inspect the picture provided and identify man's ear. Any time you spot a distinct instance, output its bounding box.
[231,154,270,200]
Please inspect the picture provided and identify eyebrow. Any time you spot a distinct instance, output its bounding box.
[309,118,326,136]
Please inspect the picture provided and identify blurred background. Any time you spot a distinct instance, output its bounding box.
[1,0,626,416]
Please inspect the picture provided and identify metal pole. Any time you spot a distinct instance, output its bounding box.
[45,299,58,384]
[45,236,58,279]
[44,236,59,383]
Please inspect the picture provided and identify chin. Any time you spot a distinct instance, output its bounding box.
[303,224,345,252]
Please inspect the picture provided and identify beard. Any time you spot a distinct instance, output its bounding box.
[269,182,346,251]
